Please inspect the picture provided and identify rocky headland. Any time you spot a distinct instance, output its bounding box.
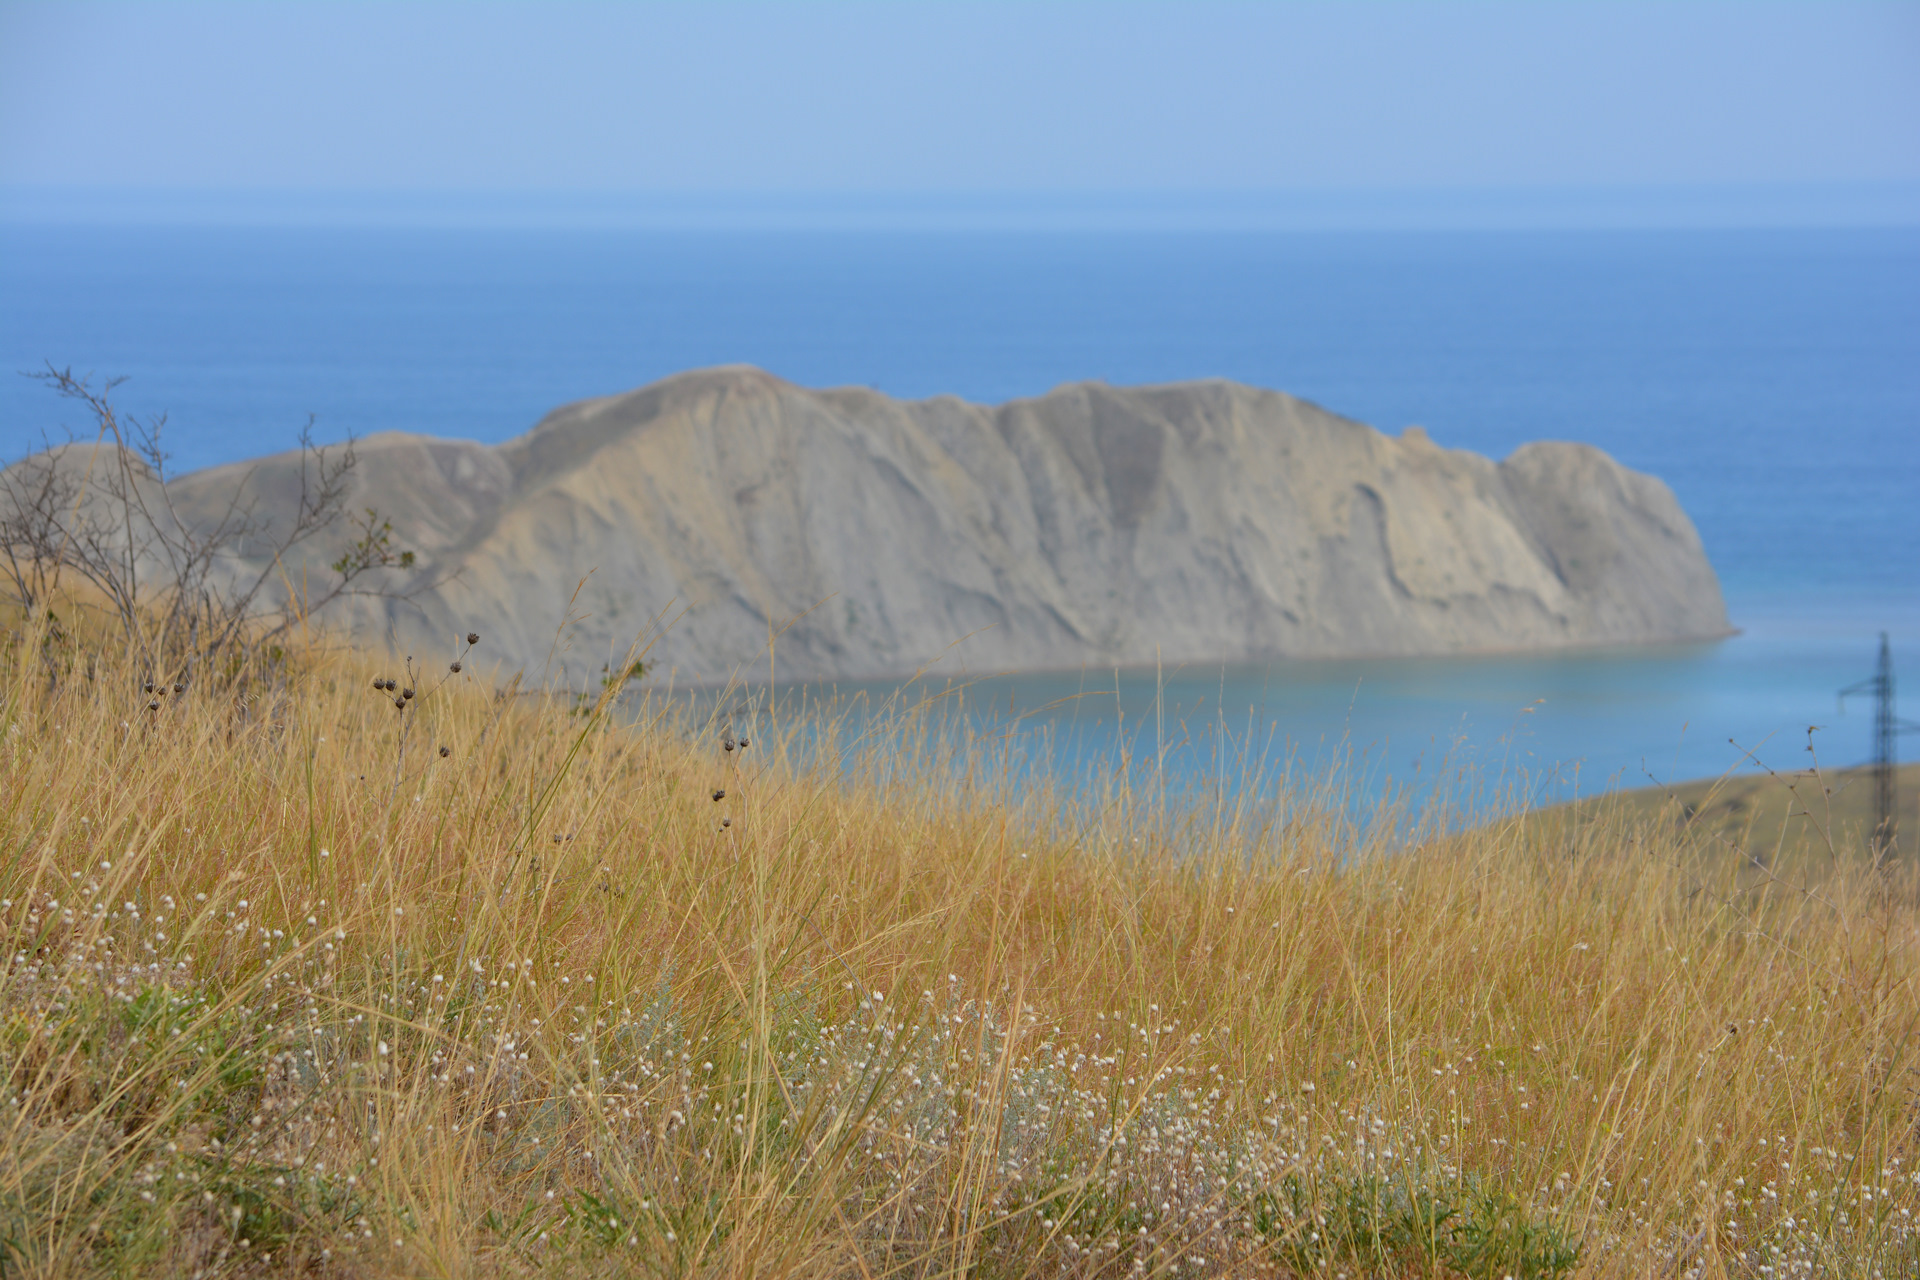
[20,367,1732,683]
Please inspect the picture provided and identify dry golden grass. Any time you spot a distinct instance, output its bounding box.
[2,624,1916,1279]
[1526,763,1920,872]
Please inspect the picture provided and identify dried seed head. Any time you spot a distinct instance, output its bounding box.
[385,679,399,691]
[147,700,160,712]
[466,632,480,645]
[438,746,450,758]
[738,737,749,749]
[173,683,185,694]
[449,661,462,674]
[373,678,385,690]
[711,789,725,802]
[552,833,562,843]
[394,697,406,710]
[402,688,415,700]
[720,818,731,828]
[723,736,735,752]
[144,682,155,694]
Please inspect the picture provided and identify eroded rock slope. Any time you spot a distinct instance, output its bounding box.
[101,367,1735,681]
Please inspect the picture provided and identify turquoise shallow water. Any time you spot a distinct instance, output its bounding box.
[2,223,1915,795]
[703,597,1920,817]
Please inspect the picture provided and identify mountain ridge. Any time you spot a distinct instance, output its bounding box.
[27,366,1734,683]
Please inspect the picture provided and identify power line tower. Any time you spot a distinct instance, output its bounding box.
[1839,632,1920,856]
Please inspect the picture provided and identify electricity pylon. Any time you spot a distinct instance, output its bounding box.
[1839,632,1920,856]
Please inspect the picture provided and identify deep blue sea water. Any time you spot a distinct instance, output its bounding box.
[3,223,1916,800]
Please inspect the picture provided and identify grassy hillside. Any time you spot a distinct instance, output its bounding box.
[2,626,1916,1278]
[1541,763,1920,869]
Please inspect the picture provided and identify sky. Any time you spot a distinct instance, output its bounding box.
[2,1,1917,225]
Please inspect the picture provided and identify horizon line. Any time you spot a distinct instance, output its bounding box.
[6,181,1919,233]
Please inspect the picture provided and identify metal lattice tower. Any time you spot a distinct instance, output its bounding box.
[1839,632,1919,855]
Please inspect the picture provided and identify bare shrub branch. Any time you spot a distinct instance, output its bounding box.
[2,363,427,682]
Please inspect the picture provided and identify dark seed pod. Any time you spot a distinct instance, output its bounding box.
[721,818,731,828]
[402,688,415,700]
[737,737,749,749]
[711,789,725,802]
[438,746,450,758]
[723,736,735,752]
[466,632,480,645]
[373,678,385,690]
[394,697,406,710]
[449,661,462,674]
[552,833,563,843]
[173,683,185,694]
[147,700,160,712]
[144,682,155,694]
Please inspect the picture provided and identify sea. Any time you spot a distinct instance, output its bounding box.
[3,221,1917,809]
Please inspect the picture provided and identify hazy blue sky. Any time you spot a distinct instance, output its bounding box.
[2,2,1917,225]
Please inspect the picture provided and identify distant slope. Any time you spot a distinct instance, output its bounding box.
[133,367,1728,682]
[1512,764,1920,867]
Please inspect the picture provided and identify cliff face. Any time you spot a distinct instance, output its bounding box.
[145,367,1727,682]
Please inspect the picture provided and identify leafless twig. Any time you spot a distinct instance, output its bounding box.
[2,364,427,684]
